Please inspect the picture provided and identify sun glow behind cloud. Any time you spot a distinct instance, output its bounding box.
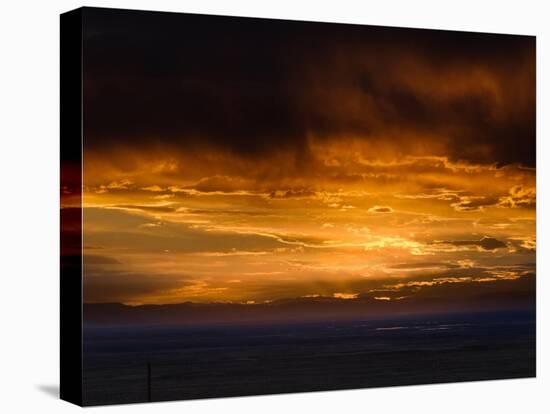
[81,146,535,306]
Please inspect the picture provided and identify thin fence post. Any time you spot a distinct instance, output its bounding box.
[147,361,152,402]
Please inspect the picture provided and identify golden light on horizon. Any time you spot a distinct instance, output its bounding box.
[81,143,535,306]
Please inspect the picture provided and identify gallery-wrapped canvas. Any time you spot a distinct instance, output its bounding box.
[60,7,536,406]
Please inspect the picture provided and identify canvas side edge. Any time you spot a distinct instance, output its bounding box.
[60,7,84,407]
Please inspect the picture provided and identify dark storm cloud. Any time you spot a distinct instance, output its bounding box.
[84,270,192,303]
[435,236,507,251]
[82,7,535,166]
[84,255,121,264]
[268,188,318,199]
[386,262,459,270]
[111,204,177,213]
[368,206,394,213]
[451,196,500,212]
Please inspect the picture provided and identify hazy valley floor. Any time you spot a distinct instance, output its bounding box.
[82,310,535,405]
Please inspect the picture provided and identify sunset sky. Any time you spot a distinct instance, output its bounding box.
[78,9,535,309]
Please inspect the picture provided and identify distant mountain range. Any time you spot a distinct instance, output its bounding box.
[84,276,535,326]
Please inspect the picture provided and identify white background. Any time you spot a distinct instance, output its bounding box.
[0,0,548,412]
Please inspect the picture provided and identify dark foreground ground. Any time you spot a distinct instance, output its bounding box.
[82,310,535,405]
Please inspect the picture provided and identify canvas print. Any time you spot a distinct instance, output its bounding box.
[60,7,536,406]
